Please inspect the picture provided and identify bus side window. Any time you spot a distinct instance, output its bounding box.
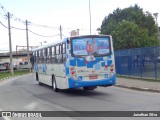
[51,46,55,63]
[42,49,44,63]
[44,48,47,63]
[49,47,51,63]
[37,50,40,63]
[62,43,66,62]
[59,44,63,63]
[47,47,51,63]
[36,51,38,63]
[39,50,42,63]
[47,47,50,63]
[41,49,43,63]
[34,51,37,63]
[55,45,59,63]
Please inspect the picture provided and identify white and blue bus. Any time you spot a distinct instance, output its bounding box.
[32,35,116,92]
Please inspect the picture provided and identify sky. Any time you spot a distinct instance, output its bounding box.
[0,0,160,52]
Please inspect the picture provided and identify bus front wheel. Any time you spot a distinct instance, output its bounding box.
[52,76,58,92]
[36,73,43,86]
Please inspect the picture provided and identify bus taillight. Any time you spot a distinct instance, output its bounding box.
[70,67,75,71]
[70,67,76,75]
[71,71,76,75]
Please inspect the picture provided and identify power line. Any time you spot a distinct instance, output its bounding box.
[30,22,59,29]
[0,4,8,14]
[10,15,26,23]
[0,21,8,28]
[0,20,60,38]
[11,26,26,30]
[28,29,59,37]
[0,3,98,31]
[0,20,25,30]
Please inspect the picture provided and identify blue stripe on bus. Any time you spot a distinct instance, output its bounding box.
[108,55,111,59]
[77,59,86,67]
[68,74,116,88]
[66,68,69,76]
[107,60,112,66]
[70,59,76,66]
[87,61,97,68]
[101,62,105,67]
[96,57,103,62]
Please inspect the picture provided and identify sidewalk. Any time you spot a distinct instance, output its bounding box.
[116,77,160,93]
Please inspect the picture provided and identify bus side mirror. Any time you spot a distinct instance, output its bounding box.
[67,39,70,44]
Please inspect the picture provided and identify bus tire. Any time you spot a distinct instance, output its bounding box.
[36,73,43,86]
[52,76,58,92]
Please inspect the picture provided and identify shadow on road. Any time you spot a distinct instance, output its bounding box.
[36,83,113,97]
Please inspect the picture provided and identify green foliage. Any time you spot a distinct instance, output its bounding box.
[0,70,30,80]
[100,4,159,50]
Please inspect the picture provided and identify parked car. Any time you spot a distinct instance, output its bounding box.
[2,62,10,70]
[14,62,32,70]
[0,63,6,70]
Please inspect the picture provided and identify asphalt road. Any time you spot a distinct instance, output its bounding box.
[0,74,160,120]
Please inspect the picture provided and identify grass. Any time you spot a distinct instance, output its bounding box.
[0,70,30,80]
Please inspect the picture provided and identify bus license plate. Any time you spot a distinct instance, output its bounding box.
[89,76,98,80]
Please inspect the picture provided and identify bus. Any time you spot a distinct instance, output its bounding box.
[32,35,116,92]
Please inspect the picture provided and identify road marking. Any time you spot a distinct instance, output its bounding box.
[0,108,11,120]
[24,102,39,110]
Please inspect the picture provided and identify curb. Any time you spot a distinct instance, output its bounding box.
[0,75,19,81]
[115,84,160,93]
[0,73,31,82]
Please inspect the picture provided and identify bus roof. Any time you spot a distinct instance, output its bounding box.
[32,38,68,51]
[32,34,111,51]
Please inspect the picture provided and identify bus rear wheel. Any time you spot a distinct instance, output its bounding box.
[52,76,58,92]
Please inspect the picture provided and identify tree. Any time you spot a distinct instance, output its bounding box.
[100,4,159,50]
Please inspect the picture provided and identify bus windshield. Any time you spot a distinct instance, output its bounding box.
[71,36,111,57]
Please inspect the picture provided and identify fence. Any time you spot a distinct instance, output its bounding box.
[114,46,160,80]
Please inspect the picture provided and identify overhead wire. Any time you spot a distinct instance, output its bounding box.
[0,20,59,38]
[0,21,8,28]
[28,29,59,37]
[11,26,26,30]
[1,4,97,31]
[0,4,8,14]
[0,3,99,39]
[30,22,59,29]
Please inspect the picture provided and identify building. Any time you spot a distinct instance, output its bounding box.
[0,51,32,64]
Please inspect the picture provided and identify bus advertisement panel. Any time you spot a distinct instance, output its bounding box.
[72,37,110,56]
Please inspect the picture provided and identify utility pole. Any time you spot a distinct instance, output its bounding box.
[26,20,30,63]
[60,25,62,39]
[8,12,14,75]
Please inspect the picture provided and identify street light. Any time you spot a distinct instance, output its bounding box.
[153,13,160,45]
